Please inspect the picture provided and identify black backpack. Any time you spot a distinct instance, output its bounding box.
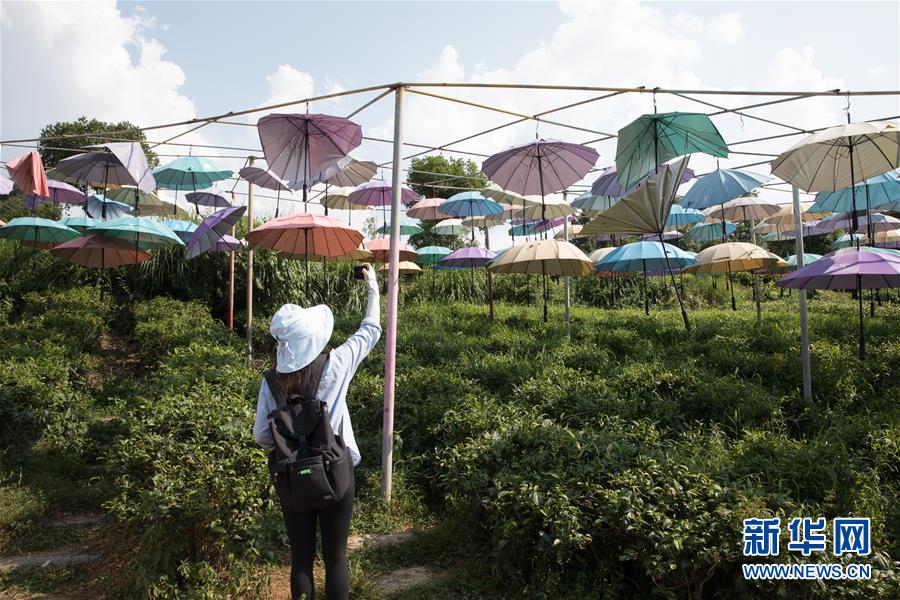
[264,351,353,511]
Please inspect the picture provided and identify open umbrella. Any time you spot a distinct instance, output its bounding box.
[86,142,156,193]
[60,215,100,233]
[154,157,233,216]
[440,246,495,268]
[752,203,821,233]
[818,212,900,234]
[757,253,823,274]
[364,238,418,263]
[689,221,737,242]
[408,197,452,220]
[319,187,369,224]
[480,182,541,207]
[0,217,80,247]
[215,234,244,253]
[376,215,423,236]
[0,173,13,195]
[25,180,85,207]
[89,216,184,249]
[50,234,151,268]
[85,194,133,220]
[873,229,900,248]
[516,199,576,222]
[432,218,471,236]
[239,165,291,217]
[104,187,189,218]
[377,261,422,275]
[6,151,49,198]
[461,205,514,228]
[616,112,728,190]
[349,180,420,207]
[665,204,705,228]
[415,246,452,265]
[830,233,868,250]
[51,152,136,190]
[684,242,784,313]
[810,169,900,214]
[162,220,198,243]
[186,206,247,260]
[185,190,234,209]
[704,196,781,244]
[555,224,584,240]
[680,168,771,210]
[257,113,362,208]
[571,191,619,215]
[591,163,695,198]
[321,157,378,188]
[778,247,900,358]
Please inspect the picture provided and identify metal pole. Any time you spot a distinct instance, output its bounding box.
[792,185,812,402]
[246,156,255,354]
[563,213,571,339]
[382,86,405,503]
[229,191,236,333]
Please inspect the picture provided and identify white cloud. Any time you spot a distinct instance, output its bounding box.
[708,13,745,45]
[265,64,315,107]
[868,66,887,78]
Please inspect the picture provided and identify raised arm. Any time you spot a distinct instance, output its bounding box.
[330,264,381,375]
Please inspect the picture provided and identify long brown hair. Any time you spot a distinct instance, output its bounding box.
[275,364,314,399]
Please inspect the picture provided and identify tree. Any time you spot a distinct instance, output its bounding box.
[406,155,487,249]
[38,117,158,168]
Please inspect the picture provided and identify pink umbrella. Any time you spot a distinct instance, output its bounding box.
[25,180,86,207]
[6,151,49,198]
[482,139,598,197]
[50,234,151,268]
[364,238,417,263]
[348,180,420,207]
[407,197,452,220]
[0,174,13,195]
[778,247,900,358]
[239,166,290,216]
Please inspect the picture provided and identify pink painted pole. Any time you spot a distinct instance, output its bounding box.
[228,192,236,333]
[381,86,405,503]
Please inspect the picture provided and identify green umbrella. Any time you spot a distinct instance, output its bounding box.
[60,215,100,233]
[415,245,452,265]
[105,186,190,218]
[89,216,184,249]
[376,215,423,236]
[615,112,729,190]
[153,157,233,216]
[0,217,80,246]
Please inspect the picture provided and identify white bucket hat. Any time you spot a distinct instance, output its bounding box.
[269,304,334,373]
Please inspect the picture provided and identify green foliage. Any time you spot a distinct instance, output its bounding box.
[38,116,158,168]
[0,193,63,222]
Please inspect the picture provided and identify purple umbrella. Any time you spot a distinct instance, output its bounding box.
[532,216,569,234]
[185,190,234,209]
[591,163,695,197]
[348,180,420,207]
[640,230,683,241]
[25,180,86,207]
[87,142,156,193]
[0,174,14,195]
[186,206,247,260]
[817,211,900,234]
[215,234,243,253]
[257,113,362,207]
[439,246,496,268]
[778,247,900,358]
[482,139,598,198]
[239,165,291,217]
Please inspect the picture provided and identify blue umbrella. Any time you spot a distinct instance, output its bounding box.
[680,168,770,210]
[810,169,900,214]
[595,241,697,315]
[85,194,132,220]
[688,221,736,242]
[830,233,867,250]
[439,192,504,219]
[570,191,620,214]
[162,219,198,243]
[665,204,705,228]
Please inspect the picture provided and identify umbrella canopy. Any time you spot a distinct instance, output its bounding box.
[588,247,618,264]
[758,253,823,274]
[461,209,512,228]
[683,242,784,274]
[377,260,422,275]
[376,215,423,236]
[873,229,900,248]
[86,142,155,193]
[778,247,900,289]
[763,223,827,241]
[616,112,728,190]
[595,241,697,273]
[509,222,536,237]
[704,196,781,222]
[752,202,821,233]
[0,217,80,246]
[680,168,770,210]
[571,191,620,215]
[322,157,377,187]
[6,151,49,198]
[161,219,198,243]
[364,238,418,263]
[215,234,243,253]
[283,245,373,263]
[639,230,683,241]
[482,139,598,196]
[89,216,184,249]
[246,213,363,257]
[487,239,593,276]
[688,221,737,242]
[432,218,471,236]
[348,180,419,207]
[665,204,705,228]
[480,182,541,207]
[830,233,867,249]
[85,194,133,220]
[186,206,247,259]
[25,179,85,206]
[60,215,100,233]
[771,121,900,192]
[153,157,233,191]
[818,211,900,234]
[532,217,570,234]
[591,163,695,198]
[810,169,900,213]
[439,192,504,218]
[0,174,13,195]
[415,245,452,265]
[554,224,584,240]
[238,166,291,191]
[439,246,496,268]
[516,199,576,221]
[582,156,690,236]
[257,113,362,188]
[107,188,189,219]
[407,197,452,220]
[185,190,234,208]
[50,234,151,268]
[51,152,137,188]
[320,188,369,211]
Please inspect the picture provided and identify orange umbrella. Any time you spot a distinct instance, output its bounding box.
[50,234,151,268]
[6,151,49,198]
[245,212,363,257]
[364,238,417,263]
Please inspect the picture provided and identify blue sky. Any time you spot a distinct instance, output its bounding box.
[2,1,898,232]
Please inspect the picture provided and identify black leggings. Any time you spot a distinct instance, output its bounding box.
[280,473,354,600]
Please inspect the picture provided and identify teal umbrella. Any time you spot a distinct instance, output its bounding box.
[60,215,100,233]
[0,217,80,246]
[615,112,729,190]
[89,216,184,249]
[571,191,620,215]
[376,214,423,236]
[153,157,233,215]
[162,219,198,243]
[830,233,866,250]
[415,245,452,265]
[688,221,736,242]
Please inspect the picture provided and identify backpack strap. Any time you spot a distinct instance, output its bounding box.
[264,350,330,409]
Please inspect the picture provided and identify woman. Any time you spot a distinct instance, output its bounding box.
[254,264,380,600]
